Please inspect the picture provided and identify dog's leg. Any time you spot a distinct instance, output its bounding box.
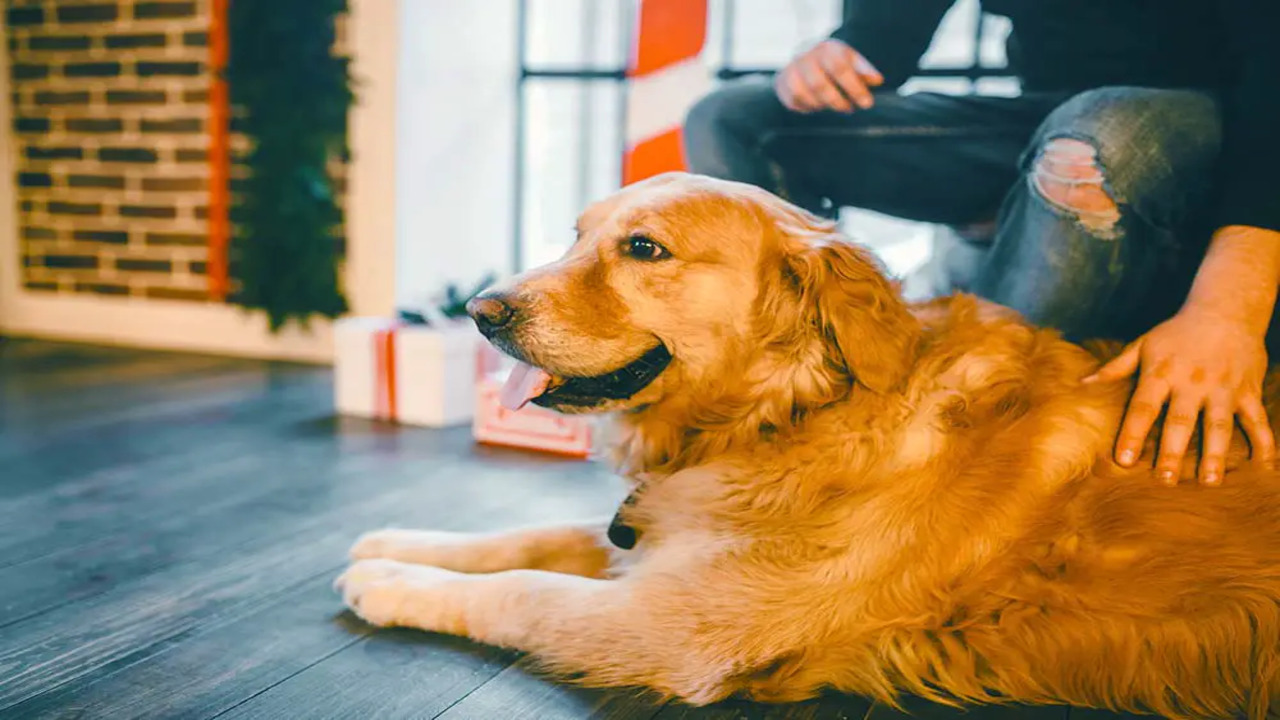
[347,520,616,578]
[334,560,729,704]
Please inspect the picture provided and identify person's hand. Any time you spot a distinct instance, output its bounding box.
[1085,305,1275,486]
[774,39,883,114]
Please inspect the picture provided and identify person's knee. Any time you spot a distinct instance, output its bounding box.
[682,88,728,146]
[1030,137,1122,237]
[1028,88,1221,234]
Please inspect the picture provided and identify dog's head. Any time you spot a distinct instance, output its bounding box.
[468,172,918,416]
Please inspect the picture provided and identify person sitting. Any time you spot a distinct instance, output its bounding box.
[682,0,1280,489]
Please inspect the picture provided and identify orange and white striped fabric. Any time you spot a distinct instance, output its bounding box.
[622,0,711,186]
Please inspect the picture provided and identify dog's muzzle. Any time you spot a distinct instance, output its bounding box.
[532,344,673,408]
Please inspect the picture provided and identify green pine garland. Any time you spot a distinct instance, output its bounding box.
[226,0,352,331]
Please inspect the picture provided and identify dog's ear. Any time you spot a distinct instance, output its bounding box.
[783,237,920,394]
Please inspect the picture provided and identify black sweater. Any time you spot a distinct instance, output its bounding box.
[831,0,1280,233]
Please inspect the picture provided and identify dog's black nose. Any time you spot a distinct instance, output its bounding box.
[466,293,514,335]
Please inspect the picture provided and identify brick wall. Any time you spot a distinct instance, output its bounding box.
[6,0,217,301]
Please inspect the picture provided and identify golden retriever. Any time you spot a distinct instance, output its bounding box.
[337,172,1280,719]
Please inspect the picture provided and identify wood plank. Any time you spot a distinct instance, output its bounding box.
[0,450,619,711]
[0,364,330,498]
[654,699,781,719]
[2,463,618,716]
[410,656,664,720]
[1067,709,1148,719]
[0,438,446,626]
[862,696,1070,719]
[0,424,604,624]
[0,375,337,565]
[8,578,517,720]
[0,339,219,380]
[0,364,528,569]
[0,341,632,716]
[208,618,523,720]
[653,691,1072,719]
[0,349,255,437]
[656,695,875,720]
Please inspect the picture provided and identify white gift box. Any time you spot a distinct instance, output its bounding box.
[333,316,482,427]
[472,345,596,458]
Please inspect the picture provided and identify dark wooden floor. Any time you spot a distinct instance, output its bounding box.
[0,339,1142,719]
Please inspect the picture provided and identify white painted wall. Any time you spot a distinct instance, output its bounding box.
[345,0,400,318]
[393,0,518,307]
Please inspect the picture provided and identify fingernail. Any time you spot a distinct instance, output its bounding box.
[1118,449,1135,465]
[856,97,872,109]
[1158,469,1177,486]
[1081,375,1097,385]
[1203,473,1221,486]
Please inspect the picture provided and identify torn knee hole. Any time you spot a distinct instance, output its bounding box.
[1032,138,1121,232]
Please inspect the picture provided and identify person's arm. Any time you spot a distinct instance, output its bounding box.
[1184,228,1280,341]
[828,0,955,90]
[1085,0,1280,485]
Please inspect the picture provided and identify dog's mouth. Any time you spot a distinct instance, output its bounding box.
[499,344,673,410]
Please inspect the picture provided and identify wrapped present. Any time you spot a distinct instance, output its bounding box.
[472,344,597,458]
[333,314,483,427]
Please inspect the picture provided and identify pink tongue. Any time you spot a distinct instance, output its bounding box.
[499,361,553,410]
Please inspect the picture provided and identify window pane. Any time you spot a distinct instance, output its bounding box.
[722,0,844,68]
[520,80,625,269]
[524,0,632,70]
[979,12,1012,68]
[919,0,980,69]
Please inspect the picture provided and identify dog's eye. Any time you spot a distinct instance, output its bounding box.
[623,235,671,261]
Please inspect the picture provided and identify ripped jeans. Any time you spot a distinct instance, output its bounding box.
[682,81,1229,344]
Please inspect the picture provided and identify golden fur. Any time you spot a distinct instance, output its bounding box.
[339,172,1280,719]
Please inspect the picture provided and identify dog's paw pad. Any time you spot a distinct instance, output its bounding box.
[336,559,462,630]
[336,558,411,627]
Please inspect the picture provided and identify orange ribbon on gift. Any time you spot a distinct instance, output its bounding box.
[372,322,403,421]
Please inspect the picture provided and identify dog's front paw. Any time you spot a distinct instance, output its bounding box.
[334,558,409,627]
[348,528,475,563]
[334,559,462,630]
[348,529,408,561]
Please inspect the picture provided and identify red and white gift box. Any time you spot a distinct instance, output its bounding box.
[472,345,596,458]
[333,317,482,427]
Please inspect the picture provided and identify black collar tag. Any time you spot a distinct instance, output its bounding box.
[606,491,640,549]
